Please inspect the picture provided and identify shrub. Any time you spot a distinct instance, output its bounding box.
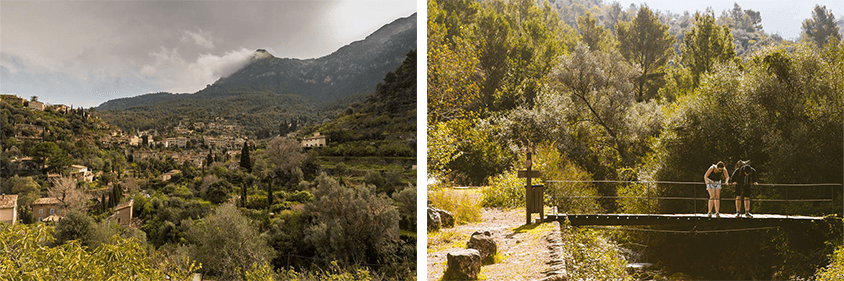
[304,173,400,267]
[483,171,523,208]
[429,188,482,225]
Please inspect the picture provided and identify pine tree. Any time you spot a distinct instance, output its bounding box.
[802,5,841,47]
[617,5,675,101]
[681,9,738,87]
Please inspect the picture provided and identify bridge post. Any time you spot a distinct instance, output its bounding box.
[519,152,543,225]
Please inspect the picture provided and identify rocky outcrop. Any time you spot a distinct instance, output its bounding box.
[467,230,497,261]
[445,249,482,280]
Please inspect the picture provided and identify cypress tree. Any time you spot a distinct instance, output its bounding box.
[239,142,252,172]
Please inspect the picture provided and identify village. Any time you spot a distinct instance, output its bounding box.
[0,93,328,227]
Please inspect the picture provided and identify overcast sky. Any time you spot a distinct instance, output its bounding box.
[616,0,844,40]
[1,0,416,107]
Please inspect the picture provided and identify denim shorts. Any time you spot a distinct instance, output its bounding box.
[707,180,722,190]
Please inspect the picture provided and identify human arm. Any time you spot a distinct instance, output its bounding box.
[704,166,712,184]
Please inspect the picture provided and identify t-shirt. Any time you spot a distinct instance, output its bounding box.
[730,166,757,186]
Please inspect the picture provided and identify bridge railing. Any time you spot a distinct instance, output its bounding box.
[544,180,842,217]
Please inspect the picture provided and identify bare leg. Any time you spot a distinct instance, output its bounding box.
[745,198,751,213]
[736,196,742,214]
[714,189,721,214]
[707,188,715,213]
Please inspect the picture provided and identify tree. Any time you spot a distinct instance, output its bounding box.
[681,9,738,87]
[802,5,841,47]
[6,176,40,223]
[304,174,399,266]
[617,5,676,101]
[551,43,639,164]
[186,204,274,280]
[262,137,306,206]
[577,11,612,52]
[48,176,87,212]
[239,142,252,173]
[54,209,94,245]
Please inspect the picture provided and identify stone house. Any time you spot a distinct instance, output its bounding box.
[32,197,62,222]
[164,137,188,148]
[108,200,134,228]
[302,132,327,148]
[0,195,18,225]
[28,100,45,111]
[70,165,93,182]
[159,169,181,181]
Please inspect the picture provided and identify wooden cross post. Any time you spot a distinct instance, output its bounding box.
[518,152,543,225]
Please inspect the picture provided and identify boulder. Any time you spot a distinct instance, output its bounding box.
[427,207,442,231]
[445,249,481,280]
[467,231,497,261]
[437,208,455,228]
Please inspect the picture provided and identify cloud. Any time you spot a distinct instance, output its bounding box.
[140,46,253,93]
[181,29,215,49]
[0,54,19,74]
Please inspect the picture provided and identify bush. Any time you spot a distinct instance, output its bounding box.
[429,188,482,225]
[304,173,400,267]
[54,209,94,245]
[815,245,844,281]
[483,171,523,208]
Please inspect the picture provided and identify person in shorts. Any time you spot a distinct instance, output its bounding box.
[704,161,730,218]
[730,163,757,218]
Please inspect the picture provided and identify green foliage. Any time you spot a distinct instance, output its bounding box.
[392,186,416,231]
[616,5,675,101]
[577,11,613,52]
[304,174,400,267]
[316,51,416,158]
[54,209,94,245]
[681,9,738,87]
[186,204,274,281]
[645,43,843,214]
[483,170,523,208]
[802,5,841,47]
[815,245,844,281]
[563,226,632,280]
[0,223,199,280]
[533,145,601,214]
[430,188,483,224]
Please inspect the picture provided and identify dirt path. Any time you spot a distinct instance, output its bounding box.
[427,208,556,281]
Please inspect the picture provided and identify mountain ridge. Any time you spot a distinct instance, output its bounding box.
[96,12,416,110]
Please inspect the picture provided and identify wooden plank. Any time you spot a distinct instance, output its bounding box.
[518,170,542,178]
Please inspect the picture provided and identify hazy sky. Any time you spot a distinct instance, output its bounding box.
[1,0,417,107]
[616,0,844,40]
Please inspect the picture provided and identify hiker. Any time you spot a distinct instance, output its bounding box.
[704,161,730,218]
[730,162,757,218]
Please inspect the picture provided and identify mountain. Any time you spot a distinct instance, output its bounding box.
[94,13,417,138]
[204,13,416,103]
[98,13,416,111]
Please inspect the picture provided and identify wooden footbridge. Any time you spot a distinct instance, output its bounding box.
[546,213,825,228]
[517,153,842,229]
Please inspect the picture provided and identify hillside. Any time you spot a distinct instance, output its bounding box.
[309,50,416,158]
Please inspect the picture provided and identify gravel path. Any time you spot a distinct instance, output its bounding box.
[427,208,556,281]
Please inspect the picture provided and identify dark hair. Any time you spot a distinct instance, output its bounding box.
[716,161,724,168]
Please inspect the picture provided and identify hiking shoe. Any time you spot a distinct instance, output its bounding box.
[716,213,721,218]
[707,212,712,218]
[745,212,753,218]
